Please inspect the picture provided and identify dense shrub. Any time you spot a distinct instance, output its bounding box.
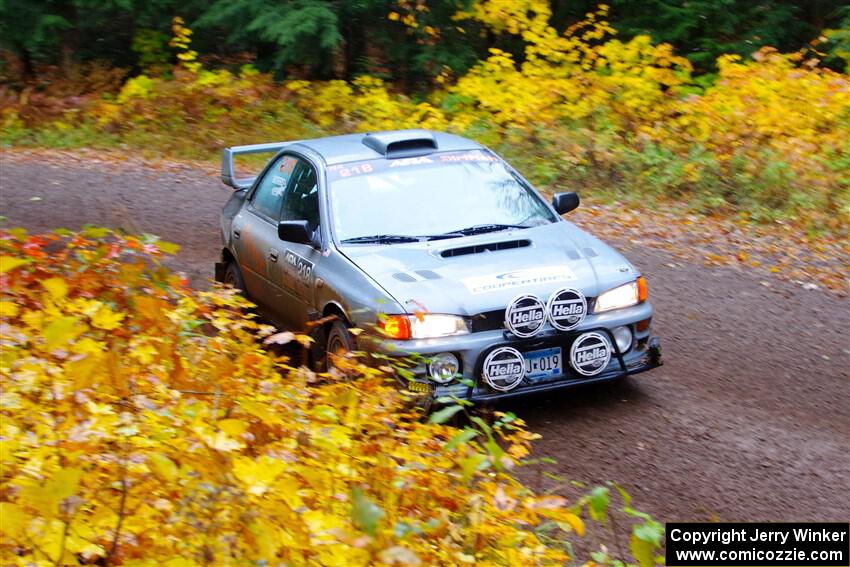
[0,229,668,565]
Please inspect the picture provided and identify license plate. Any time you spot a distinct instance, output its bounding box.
[524,347,563,381]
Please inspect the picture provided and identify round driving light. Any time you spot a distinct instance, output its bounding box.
[428,352,460,383]
[612,326,633,353]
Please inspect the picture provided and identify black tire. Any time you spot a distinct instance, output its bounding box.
[323,320,355,372]
[223,261,246,292]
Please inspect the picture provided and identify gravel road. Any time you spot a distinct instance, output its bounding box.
[2,151,847,523]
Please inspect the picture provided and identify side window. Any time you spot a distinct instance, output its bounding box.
[251,155,299,219]
[281,161,320,231]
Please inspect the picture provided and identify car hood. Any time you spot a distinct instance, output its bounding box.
[339,221,640,315]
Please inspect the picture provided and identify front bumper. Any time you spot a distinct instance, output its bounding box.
[464,333,660,402]
[373,301,662,402]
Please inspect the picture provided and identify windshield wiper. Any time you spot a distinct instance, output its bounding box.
[340,234,422,244]
[431,223,530,238]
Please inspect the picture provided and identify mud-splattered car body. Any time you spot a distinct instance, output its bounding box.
[215,129,662,401]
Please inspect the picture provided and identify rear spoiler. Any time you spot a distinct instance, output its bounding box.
[220,141,299,190]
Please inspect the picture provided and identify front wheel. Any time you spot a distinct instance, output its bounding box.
[223,261,246,292]
[322,320,355,372]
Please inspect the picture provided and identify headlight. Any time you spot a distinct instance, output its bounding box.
[428,352,460,383]
[594,277,647,313]
[411,314,468,339]
[379,314,468,340]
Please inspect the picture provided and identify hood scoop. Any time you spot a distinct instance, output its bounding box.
[439,239,531,258]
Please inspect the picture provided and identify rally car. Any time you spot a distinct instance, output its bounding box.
[215,129,662,401]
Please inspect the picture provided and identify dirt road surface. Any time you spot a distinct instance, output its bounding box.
[2,152,848,523]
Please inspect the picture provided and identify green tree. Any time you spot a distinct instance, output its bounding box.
[0,0,183,76]
[551,0,847,72]
[194,0,344,78]
[194,0,480,86]
[0,0,72,75]
[823,5,850,71]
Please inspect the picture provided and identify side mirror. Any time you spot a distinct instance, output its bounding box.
[278,220,314,245]
[552,192,580,215]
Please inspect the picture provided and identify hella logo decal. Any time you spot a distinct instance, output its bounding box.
[547,288,587,331]
[570,332,612,376]
[482,347,525,391]
[504,294,547,337]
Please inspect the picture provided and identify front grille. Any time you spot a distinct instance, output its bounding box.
[470,309,506,333]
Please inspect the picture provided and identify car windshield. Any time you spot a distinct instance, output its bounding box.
[328,150,557,243]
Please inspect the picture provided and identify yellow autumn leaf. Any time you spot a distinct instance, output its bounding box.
[240,399,284,426]
[71,337,104,355]
[271,475,306,510]
[73,298,103,317]
[196,428,244,452]
[318,547,371,567]
[21,467,83,518]
[41,277,68,301]
[0,255,30,273]
[326,425,352,449]
[130,341,158,364]
[42,316,83,350]
[161,557,204,567]
[21,308,43,330]
[303,509,346,534]
[233,455,286,495]
[249,519,279,559]
[156,240,181,255]
[91,305,125,330]
[0,502,27,540]
[147,453,179,482]
[557,512,586,536]
[218,418,249,437]
[0,437,18,464]
[66,352,106,389]
[46,467,83,501]
[30,518,69,564]
[0,300,19,318]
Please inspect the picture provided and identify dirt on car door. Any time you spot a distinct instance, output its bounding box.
[266,159,323,329]
[232,154,300,313]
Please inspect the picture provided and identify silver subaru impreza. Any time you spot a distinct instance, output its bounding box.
[215,129,662,401]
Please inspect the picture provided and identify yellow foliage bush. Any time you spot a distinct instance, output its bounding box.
[0,229,601,565]
[655,48,850,215]
[444,3,847,226]
[449,4,692,129]
[287,76,448,132]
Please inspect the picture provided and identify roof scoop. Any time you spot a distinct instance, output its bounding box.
[362,130,438,158]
